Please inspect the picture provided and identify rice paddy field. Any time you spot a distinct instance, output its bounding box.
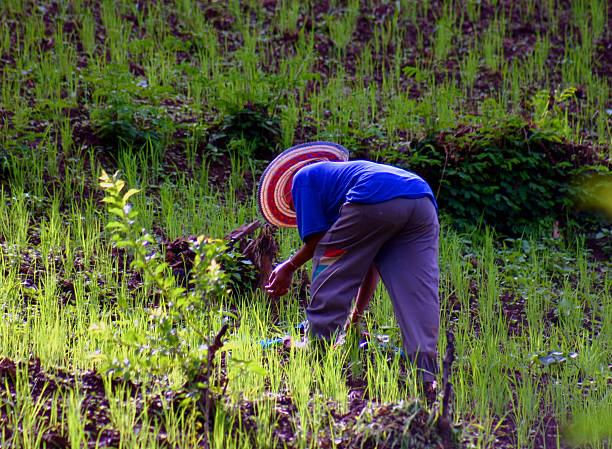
[0,0,611,448]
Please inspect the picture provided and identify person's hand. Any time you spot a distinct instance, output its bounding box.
[265,259,297,296]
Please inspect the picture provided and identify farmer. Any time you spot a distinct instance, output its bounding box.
[258,142,440,383]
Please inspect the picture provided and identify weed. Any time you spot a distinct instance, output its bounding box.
[92,100,173,151]
[434,6,456,61]
[325,0,360,54]
[458,46,480,90]
[207,102,281,160]
[276,0,302,34]
[400,118,610,234]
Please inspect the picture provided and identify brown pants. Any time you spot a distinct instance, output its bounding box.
[307,197,440,381]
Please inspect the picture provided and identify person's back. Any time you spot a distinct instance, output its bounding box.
[292,160,437,241]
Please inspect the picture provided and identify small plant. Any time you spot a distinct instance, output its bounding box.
[276,0,301,34]
[88,67,175,151]
[532,87,577,138]
[0,148,10,179]
[206,102,281,160]
[97,170,237,428]
[458,47,480,89]
[92,100,174,151]
[434,9,455,61]
[325,0,360,54]
[218,245,258,296]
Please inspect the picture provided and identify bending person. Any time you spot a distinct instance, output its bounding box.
[258,142,440,384]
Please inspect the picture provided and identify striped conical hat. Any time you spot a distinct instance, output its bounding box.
[257,142,349,227]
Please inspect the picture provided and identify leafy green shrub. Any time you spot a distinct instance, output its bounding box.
[391,118,611,235]
[97,171,247,419]
[218,248,258,297]
[88,66,175,151]
[206,102,281,160]
[93,101,173,150]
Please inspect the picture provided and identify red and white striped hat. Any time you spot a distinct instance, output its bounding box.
[257,142,349,227]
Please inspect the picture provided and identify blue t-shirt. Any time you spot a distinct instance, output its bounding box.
[292,160,437,241]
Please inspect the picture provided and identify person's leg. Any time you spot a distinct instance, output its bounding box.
[307,202,405,341]
[349,263,380,326]
[374,197,440,382]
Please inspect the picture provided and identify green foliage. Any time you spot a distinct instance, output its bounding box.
[207,102,281,160]
[564,399,612,448]
[93,101,172,150]
[275,0,302,33]
[325,0,360,54]
[394,118,610,234]
[98,170,235,396]
[1,1,611,446]
[88,67,175,151]
[531,87,577,139]
[434,7,456,61]
[217,248,258,298]
[0,148,10,179]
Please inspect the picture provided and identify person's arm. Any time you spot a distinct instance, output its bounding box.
[349,263,379,325]
[265,231,326,297]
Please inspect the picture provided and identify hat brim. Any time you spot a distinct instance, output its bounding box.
[257,142,349,227]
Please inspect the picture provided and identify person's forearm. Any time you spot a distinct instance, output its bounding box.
[265,232,326,297]
[287,231,325,269]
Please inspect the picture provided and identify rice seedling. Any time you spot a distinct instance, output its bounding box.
[326,0,360,55]
[276,0,302,34]
[79,8,97,57]
[433,6,456,62]
[458,46,480,91]
[482,13,506,72]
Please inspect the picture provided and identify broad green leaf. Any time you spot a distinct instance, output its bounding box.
[109,207,125,218]
[101,196,122,205]
[122,188,141,203]
[246,361,267,376]
[106,222,127,231]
